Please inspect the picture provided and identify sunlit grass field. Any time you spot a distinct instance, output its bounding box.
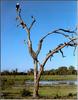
[0,75,77,99]
[1,85,77,99]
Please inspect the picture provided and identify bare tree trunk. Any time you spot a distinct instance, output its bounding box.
[33,60,39,98]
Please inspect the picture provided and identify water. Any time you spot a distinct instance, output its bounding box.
[39,80,78,85]
[25,80,78,86]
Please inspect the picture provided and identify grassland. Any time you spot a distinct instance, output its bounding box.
[1,84,77,99]
[0,75,77,99]
[1,74,77,81]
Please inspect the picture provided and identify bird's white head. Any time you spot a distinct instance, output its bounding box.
[16,3,19,6]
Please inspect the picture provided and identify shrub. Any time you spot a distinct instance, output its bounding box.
[21,89,31,97]
[54,94,61,99]
[1,78,15,90]
[68,93,73,97]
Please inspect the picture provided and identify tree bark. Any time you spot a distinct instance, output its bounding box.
[33,60,39,98]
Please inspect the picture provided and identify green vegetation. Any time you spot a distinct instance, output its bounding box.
[1,75,77,81]
[45,85,76,96]
[39,85,77,98]
[0,74,77,99]
[1,83,77,99]
[41,75,77,81]
[21,89,31,97]
[0,66,77,99]
[1,66,77,75]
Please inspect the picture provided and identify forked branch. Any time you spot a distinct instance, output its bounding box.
[37,38,78,81]
[42,38,78,67]
[36,28,77,56]
[16,4,40,64]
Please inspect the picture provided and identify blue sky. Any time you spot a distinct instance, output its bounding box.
[1,0,77,72]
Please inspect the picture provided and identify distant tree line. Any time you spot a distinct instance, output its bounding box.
[1,66,77,75]
[26,66,77,75]
[43,66,77,75]
[1,68,27,75]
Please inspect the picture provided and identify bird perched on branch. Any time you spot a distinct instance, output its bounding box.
[47,50,53,61]
[16,3,20,12]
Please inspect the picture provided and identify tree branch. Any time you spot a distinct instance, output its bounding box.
[36,28,77,56]
[58,28,77,35]
[37,38,78,81]
[59,49,65,57]
[29,16,36,31]
[42,38,78,67]
[16,5,39,63]
[27,39,41,65]
[36,39,43,56]
[16,7,31,40]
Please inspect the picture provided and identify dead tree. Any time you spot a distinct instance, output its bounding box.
[16,3,78,98]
